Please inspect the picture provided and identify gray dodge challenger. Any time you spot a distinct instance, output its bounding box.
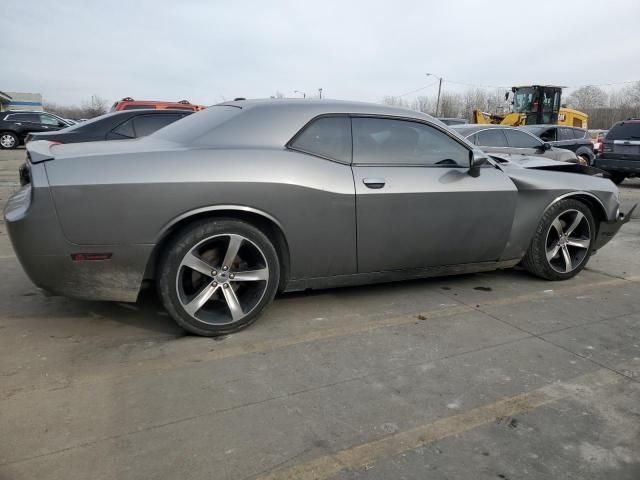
[4,99,633,336]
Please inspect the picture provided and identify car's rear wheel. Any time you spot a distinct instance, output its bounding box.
[522,199,595,280]
[158,219,280,336]
[0,132,18,149]
[609,172,626,185]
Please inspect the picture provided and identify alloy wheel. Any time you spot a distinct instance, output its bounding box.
[545,209,591,273]
[0,134,16,148]
[175,233,269,326]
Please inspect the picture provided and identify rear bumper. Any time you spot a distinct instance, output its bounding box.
[4,165,150,302]
[593,204,637,251]
[595,157,640,173]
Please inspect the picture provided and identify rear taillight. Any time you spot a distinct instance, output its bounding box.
[598,142,604,154]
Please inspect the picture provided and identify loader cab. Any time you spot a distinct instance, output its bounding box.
[511,85,561,126]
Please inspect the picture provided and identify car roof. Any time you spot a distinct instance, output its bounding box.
[449,124,521,135]
[218,98,439,122]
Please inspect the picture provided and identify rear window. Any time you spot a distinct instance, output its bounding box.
[152,105,239,143]
[605,122,640,141]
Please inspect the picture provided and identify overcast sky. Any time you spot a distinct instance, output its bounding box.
[1,0,639,107]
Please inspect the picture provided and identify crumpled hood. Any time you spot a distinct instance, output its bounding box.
[490,154,605,176]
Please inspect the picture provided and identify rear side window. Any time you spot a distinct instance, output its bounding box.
[7,113,40,123]
[111,119,135,138]
[352,117,468,166]
[475,129,508,147]
[504,129,541,148]
[290,116,351,163]
[133,114,183,137]
[605,122,640,140]
[123,104,157,110]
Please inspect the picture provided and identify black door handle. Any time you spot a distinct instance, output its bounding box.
[363,178,386,189]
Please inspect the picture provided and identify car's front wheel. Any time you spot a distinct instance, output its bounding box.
[522,199,595,280]
[0,132,19,149]
[158,219,280,336]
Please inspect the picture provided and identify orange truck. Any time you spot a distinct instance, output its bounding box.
[109,97,206,112]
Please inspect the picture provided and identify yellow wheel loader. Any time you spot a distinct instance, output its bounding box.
[473,85,588,128]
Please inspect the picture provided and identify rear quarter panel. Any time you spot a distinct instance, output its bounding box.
[45,147,357,280]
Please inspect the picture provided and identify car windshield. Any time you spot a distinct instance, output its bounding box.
[152,105,241,143]
[605,122,640,140]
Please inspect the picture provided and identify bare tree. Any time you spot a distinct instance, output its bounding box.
[81,95,108,117]
[382,96,410,108]
[565,86,608,111]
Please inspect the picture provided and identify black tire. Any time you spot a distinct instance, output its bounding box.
[157,218,280,336]
[609,172,626,185]
[522,198,596,280]
[0,132,19,149]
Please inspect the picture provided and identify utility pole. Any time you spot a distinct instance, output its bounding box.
[426,73,443,117]
[318,88,323,99]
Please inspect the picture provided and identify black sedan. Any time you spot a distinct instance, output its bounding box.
[27,109,192,144]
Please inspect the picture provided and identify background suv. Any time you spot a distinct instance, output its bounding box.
[522,124,596,165]
[0,111,72,149]
[595,119,640,184]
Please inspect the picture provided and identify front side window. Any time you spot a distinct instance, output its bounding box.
[40,114,60,126]
[536,128,556,142]
[504,129,542,148]
[558,127,575,141]
[290,116,351,163]
[475,129,509,147]
[352,117,468,166]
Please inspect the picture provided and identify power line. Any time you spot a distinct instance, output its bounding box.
[396,81,439,97]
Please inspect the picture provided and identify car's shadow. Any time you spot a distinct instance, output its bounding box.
[58,267,540,337]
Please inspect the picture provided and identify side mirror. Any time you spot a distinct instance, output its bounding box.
[542,142,552,151]
[58,121,67,127]
[469,151,488,176]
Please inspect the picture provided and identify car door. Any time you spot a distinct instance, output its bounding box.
[555,127,578,153]
[11,113,44,136]
[351,117,518,273]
